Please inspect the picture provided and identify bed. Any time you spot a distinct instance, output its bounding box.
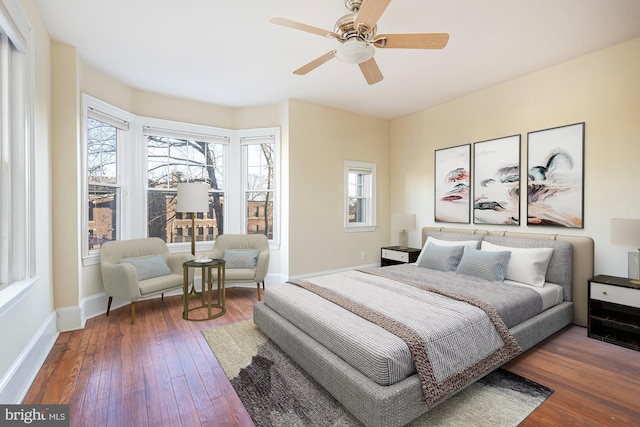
[253,227,594,427]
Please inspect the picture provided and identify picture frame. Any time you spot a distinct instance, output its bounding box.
[473,135,521,225]
[527,122,585,228]
[434,144,470,223]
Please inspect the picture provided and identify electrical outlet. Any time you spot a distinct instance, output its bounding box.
[361,251,366,260]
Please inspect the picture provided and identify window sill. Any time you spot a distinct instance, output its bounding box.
[344,225,377,233]
[83,253,100,267]
[0,276,38,318]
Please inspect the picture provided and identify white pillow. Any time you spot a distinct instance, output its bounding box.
[415,236,481,264]
[480,241,553,287]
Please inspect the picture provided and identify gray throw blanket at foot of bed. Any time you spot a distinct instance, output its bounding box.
[288,269,521,407]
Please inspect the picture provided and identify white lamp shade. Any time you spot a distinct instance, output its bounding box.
[392,213,416,231]
[611,218,640,248]
[177,182,209,213]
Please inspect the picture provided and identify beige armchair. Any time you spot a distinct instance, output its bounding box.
[207,234,270,300]
[100,237,194,323]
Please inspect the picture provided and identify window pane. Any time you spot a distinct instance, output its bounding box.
[147,135,224,190]
[87,118,117,184]
[147,133,226,243]
[246,143,274,191]
[245,142,274,239]
[348,198,367,223]
[148,190,224,243]
[88,185,119,249]
[246,192,273,238]
[348,171,370,198]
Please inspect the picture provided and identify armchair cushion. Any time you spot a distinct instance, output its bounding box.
[118,254,172,281]
[223,249,260,269]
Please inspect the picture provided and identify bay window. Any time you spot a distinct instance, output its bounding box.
[82,95,279,263]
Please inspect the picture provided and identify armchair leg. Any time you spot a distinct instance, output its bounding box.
[106,296,113,317]
[131,302,136,324]
[257,281,265,301]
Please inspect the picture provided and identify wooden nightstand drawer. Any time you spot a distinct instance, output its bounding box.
[381,249,409,263]
[591,282,640,309]
[380,246,420,267]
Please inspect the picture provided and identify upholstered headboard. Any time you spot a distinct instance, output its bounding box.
[421,227,594,327]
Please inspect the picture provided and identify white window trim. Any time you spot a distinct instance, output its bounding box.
[239,127,281,248]
[0,0,36,303]
[344,160,377,233]
[81,94,135,266]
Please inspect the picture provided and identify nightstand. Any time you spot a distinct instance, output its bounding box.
[588,275,640,351]
[381,246,421,267]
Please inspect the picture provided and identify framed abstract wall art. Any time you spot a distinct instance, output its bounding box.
[434,144,470,223]
[527,122,585,228]
[473,135,521,225]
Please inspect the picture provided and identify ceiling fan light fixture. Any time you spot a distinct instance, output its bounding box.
[335,40,374,64]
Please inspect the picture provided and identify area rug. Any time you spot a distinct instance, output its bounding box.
[202,320,553,427]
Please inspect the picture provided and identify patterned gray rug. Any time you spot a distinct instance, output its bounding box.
[203,320,553,427]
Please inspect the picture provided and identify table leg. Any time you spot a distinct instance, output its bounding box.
[200,266,205,305]
[208,266,213,318]
[182,265,189,319]
[221,265,226,308]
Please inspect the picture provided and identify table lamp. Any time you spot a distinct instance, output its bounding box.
[610,218,640,284]
[177,182,210,255]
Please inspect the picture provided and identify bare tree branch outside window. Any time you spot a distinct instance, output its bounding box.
[87,118,119,249]
[245,142,274,239]
[146,135,225,243]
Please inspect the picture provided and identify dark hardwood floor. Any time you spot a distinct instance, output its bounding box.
[24,288,640,426]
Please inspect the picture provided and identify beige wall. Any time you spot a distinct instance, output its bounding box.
[51,42,81,308]
[132,90,236,128]
[80,63,134,112]
[390,37,640,278]
[288,100,390,276]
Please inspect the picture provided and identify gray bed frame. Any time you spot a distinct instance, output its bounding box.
[253,228,594,427]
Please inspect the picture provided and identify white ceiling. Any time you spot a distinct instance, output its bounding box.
[33,0,640,120]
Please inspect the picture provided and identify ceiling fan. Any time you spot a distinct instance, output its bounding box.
[269,0,449,85]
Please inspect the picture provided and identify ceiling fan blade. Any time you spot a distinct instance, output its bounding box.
[358,58,384,85]
[293,51,336,75]
[354,0,392,32]
[373,33,449,49]
[269,17,339,39]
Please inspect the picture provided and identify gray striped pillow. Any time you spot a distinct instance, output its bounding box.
[456,248,511,281]
[118,254,171,281]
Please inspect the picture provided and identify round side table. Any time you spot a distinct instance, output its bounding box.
[182,258,226,321]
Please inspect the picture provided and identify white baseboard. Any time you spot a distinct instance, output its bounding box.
[55,305,84,331]
[0,312,58,403]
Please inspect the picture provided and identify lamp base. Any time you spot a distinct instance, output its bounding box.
[399,230,408,248]
[187,214,202,298]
